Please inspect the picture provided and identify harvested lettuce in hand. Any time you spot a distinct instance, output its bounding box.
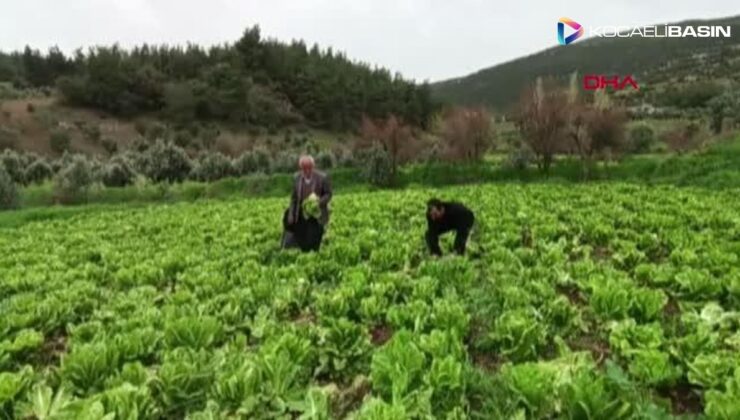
[303,193,321,219]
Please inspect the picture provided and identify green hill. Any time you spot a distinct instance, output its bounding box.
[0,27,437,159]
[0,27,435,134]
[432,15,740,111]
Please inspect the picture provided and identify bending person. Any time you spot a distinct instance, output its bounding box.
[425,198,475,256]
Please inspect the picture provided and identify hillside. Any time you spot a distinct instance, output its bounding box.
[432,15,740,111]
[0,93,346,158]
[0,26,435,158]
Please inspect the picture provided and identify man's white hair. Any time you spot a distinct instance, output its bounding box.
[299,155,315,167]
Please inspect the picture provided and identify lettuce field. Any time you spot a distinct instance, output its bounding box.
[1,183,740,419]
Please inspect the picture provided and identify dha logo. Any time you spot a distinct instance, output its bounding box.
[584,75,639,91]
[558,18,732,45]
[558,17,585,45]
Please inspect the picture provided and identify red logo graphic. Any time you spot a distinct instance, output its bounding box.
[583,75,639,90]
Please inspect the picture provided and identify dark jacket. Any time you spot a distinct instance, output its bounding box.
[426,201,475,235]
[288,171,332,226]
[426,201,475,256]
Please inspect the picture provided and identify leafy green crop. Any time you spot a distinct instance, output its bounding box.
[0,183,738,418]
[303,193,321,220]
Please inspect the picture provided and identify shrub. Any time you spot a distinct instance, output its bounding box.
[185,124,200,138]
[173,130,193,148]
[0,163,19,210]
[660,82,724,109]
[19,152,37,169]
[1,149,25,184]
[88,157,105,181]
[53,155,95,204]
[296,124,310,134]
[271,151,299,174]
[707,90,740,134]
[101,138,118,156]
[316,151,336,169]
[51,159,62,174]
[26,103,35,113]
[418,141,443,164]
[134,121,147,137]
[141,140,192,183]
[247,125,263,137]
[199,125,220,150]
[359,146,393,187]
[130,137,150,153]
[123,150,149,175]
[582,107,628,162]
[192,152,233,182]
[24,159,53,185]
[629,125,655,154]
[102,156,137,187]
[303,140,319,155]
[233,149,270,176]
[0,127,19,150]
[82,124,102,143]
[507,146,534,171]
[664,122,702,154]
[49,130,72,154]
[52,151,75,174]
[335,148,356,168]
[146,123,169,142]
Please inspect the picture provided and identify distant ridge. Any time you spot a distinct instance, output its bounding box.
[432,15,740,111]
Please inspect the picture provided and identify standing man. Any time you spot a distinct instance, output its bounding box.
[282,155,332,251]
[425,198,475,256]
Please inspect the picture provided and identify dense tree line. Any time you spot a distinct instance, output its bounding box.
[0,27,436,131]
[0,46,76,87]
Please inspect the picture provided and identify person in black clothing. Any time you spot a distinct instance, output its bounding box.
[282,207,323,252]
[426,198,475,256]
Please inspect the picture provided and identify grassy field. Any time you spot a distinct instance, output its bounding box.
[1,182,739,418]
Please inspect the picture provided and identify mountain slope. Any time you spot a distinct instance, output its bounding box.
[432,15,740,110]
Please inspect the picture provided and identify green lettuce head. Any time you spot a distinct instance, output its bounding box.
[303,193,321,219]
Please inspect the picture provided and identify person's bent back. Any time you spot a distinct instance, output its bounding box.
[426,198,475,256]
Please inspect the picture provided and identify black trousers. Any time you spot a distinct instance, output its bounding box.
[282,219,325,252]
[426,227,471,256]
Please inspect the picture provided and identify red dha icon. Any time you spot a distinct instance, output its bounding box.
[583,75,639,90]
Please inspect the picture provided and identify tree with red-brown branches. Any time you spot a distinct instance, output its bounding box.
[357,115,418,184]
[567,79,628,178]
[440,106,494,162]
[515,77,570,173]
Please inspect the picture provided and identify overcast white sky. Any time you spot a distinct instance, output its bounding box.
[1,0,738,82]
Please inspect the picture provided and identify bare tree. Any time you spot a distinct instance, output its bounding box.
[566,75,627,178]
[440,106,494,162]
[515,77,569,173]
[357,115,418,179]
[586,107,628,164]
